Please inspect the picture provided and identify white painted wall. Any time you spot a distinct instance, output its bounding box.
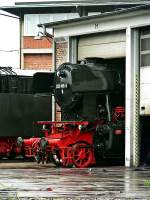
[0,0,19,68]
[0,11,19,68]
[53,10,150,38]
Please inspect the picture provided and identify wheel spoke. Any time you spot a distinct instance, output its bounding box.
[61,147,73,167]
[72,142,93,168]
[75,156,80,162]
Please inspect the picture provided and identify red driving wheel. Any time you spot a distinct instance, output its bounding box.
[72,142,93,168]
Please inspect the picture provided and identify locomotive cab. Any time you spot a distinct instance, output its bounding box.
[33,72,55,94]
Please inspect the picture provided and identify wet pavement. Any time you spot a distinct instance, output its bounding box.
[0,161,150,200]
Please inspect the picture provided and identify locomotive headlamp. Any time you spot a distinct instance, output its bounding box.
[57,71,67,78]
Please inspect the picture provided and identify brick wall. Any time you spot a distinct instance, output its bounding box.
[56,42,68,68]
[24,53,52,70]
[55,41,68,121]
[24,36,52,49]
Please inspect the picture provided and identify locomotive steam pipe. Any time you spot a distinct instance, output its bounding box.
[106,94,111,122]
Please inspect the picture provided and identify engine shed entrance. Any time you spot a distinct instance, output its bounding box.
[39,5,150,167]
[76,30,126,165]
[70,28,140,167]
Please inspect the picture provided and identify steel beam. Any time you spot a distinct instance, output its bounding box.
[125,27,140,167]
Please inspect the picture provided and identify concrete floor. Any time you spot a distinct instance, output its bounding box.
[0,161,150,200]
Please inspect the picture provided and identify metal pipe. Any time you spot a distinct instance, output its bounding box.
[106,94,111,122]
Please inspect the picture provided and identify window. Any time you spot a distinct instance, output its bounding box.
[24,13,79,36]
[141,26,150,67]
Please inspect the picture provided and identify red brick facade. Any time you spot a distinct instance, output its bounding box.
[56,42,68,68]
[24,36,52,49]
[24,53,52,70]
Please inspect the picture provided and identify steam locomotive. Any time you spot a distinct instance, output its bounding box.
[19,58,125,167]
[0,67,52,158]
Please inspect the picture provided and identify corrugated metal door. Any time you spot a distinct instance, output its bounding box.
[78,30,126,60]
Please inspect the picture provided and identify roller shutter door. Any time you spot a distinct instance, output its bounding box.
[78,31,126,60]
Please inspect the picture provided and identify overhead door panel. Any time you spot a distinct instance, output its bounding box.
[78,31,126,60]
